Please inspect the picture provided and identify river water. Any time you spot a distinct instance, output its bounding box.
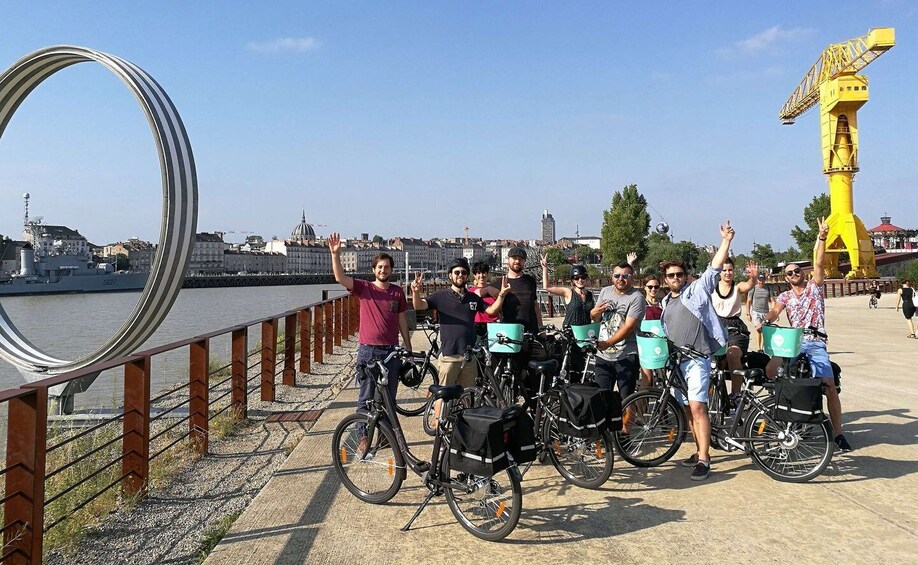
[0,284,347,410]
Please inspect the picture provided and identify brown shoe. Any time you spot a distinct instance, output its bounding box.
[358,436,369,454]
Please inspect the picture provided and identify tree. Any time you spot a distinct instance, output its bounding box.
[751,243,777,268]
[586,265,602,281]
[896,260,918,284]
[574,245,597,264]
[543,247,567,267]
[554,264,571,281]
[642,233,705,275]
[600,184,650,266]
[372,234,384,243]
[114,253,130,271]
[790,194,830,253]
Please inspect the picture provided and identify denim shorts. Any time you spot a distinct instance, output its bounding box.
[800,340,832,379]
[672,357,710,405]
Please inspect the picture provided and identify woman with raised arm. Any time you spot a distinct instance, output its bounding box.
[541,256,595,380]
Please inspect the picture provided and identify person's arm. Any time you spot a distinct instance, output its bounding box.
[484,277,511,316]
[410,271,428,311]
[711,220,734,269]
[759,301,786,330]
[590,299,609,322]
[746,290,753,321]
[737,260,758,293]
[541,256,571,298]
[598,316,640,352]
[327,232,354,291]
[627,252,638,269]
[812,217,828,286]
[897,289,902,311]
[398,311,411,353]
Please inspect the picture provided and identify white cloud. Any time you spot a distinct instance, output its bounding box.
[717,26,815,58]
[247,37,321,54]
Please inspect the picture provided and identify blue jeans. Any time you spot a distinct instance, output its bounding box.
[799,340,832,379]
[594,355,638,402]
[355,344,401,413]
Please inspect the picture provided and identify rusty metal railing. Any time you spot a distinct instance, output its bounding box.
[0,292,359,563]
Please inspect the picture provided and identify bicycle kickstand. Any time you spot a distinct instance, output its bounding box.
[401,490,436,532]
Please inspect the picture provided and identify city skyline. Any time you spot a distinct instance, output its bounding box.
[1,3,916,253]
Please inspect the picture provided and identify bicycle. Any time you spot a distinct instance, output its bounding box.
[393,320,440,417]
[614,332,833,482]
[430,328,615,489]
[331,347,523,541]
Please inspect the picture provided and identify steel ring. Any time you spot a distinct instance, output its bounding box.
[0,45,197,378]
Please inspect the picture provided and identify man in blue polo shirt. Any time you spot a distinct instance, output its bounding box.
[412,258,509,386]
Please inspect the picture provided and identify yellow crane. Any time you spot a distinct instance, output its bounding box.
[779,27,895,279]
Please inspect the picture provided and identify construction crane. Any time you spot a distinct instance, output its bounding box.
[779,27,895,279]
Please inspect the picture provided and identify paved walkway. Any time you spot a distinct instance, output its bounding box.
[206,295,917,563]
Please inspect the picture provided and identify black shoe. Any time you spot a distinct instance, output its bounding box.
[690,461,710,481]
[681,453,699,467]
[834,434,853,452]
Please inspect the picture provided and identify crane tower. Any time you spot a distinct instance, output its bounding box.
[779,28,895,279]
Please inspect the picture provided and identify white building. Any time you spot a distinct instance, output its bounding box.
[223,250,286,274]
[188,232,225,275]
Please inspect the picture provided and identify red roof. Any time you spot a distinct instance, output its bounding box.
[868,222,905,232]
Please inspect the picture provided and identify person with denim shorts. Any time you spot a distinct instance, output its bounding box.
[759,217,851,452]
[659,221,735,481]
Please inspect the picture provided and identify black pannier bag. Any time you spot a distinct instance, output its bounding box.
[504,407,537,465]
[449,406,511,476]
[773,379,824,424]
[603,389,623,432]
[558,383,611,439]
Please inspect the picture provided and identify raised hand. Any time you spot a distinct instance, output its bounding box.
[540,255,548,270]
[747,260,759,278]
[498,276,511,297]
[411,271,423,293]
[817,216,829,239]
[327,232,341,254]
[627,251,637,266]
[720,220,735,241]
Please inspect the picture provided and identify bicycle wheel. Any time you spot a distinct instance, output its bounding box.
[707,376,731,451]
[422,388,478,437]
[613,389,687,467]
[331,413,406,503]
[394,360,439,417]
[443,459,522,541]
[744,400,833,482]
[543,410,614,489]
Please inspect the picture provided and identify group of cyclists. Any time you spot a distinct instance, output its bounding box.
[327,217,852,485]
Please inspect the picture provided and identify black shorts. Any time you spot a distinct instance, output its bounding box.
[721,316,750,353]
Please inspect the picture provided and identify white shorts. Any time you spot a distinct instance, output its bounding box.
[751,312,768,328]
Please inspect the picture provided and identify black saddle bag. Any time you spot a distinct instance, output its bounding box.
[506,408,538,464]
[558,383,612,439]
[773,379,824,424]
[449,406,511,476]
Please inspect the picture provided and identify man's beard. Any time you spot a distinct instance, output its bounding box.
[509,263,523,274]
[376,272,390,282]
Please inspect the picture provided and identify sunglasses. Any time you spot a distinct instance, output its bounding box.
[452,270,468,276]
[645,285,660,290]
[665,272,686,279]
[785,269,801,276]
[612,273,632,280]
[572,275,587,281]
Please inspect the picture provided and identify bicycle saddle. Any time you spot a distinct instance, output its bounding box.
[427,384,464,400]
[732,368,765,385]
[527,359,559,375]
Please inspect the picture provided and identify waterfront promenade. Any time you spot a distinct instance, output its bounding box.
[206,295,917,564]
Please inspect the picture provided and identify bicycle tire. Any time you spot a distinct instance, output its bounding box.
[422,388,479,437]
[707,376,732,451]
[543,411,614,489]
[613,389,687,467]
[331,413,406,503]
[443,458,522,541]
[744,399,833,482]
[394,361,439,417]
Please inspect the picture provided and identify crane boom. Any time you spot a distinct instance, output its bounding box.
[779,28,895,122]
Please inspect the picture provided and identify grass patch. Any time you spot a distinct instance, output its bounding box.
[209,406,245,441]
[196,510,242,563]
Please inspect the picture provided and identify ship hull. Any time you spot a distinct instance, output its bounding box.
[0,272,148,296]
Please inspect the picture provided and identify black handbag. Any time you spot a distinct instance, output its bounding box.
[773,379,824,424]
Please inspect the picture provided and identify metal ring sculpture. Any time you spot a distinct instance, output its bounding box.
[0,46,197,377]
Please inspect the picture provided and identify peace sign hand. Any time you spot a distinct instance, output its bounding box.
[720,220,735,241]
[540,255,548,270]
[816,216,829,239]
[411,271,423,293]
[498,276,511,297]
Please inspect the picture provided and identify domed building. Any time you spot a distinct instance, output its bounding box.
[290,211,316,243]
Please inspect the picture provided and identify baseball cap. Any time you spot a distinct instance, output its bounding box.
[757,273,766,281]
[508,246,527,259]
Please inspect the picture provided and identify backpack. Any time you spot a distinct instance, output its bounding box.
[773,379,824,424]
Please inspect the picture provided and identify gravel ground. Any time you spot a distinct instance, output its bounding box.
[49,340,358,565]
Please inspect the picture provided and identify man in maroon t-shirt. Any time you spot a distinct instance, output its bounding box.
[328,233,411,414]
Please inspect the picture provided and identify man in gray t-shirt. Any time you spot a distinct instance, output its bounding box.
[590,261,645,400]
[745,274,773,351]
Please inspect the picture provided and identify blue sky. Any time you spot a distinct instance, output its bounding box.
[0,1,915,254]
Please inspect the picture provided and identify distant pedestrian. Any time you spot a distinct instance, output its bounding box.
[328,233,411,418]
[746,273,774,351]
[896,280,916,338]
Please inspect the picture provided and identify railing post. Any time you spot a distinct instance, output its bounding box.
[342,294,350,338]
[283,313,296,386]
[4,387,47,563]
[314,305,324,364]
[334,298,343,347]
[123,355,151,499]
[231,327,248,421]
[325,300,334,355]
[190,338,209,454]
[350,295,358,336]
[299,309,312,374]
[261,318,277,401]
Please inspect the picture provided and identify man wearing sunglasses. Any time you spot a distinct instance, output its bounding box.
[412,257,509,387]
[590,261,645,404]
[659,221,734,481]
[758,217,851,452]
